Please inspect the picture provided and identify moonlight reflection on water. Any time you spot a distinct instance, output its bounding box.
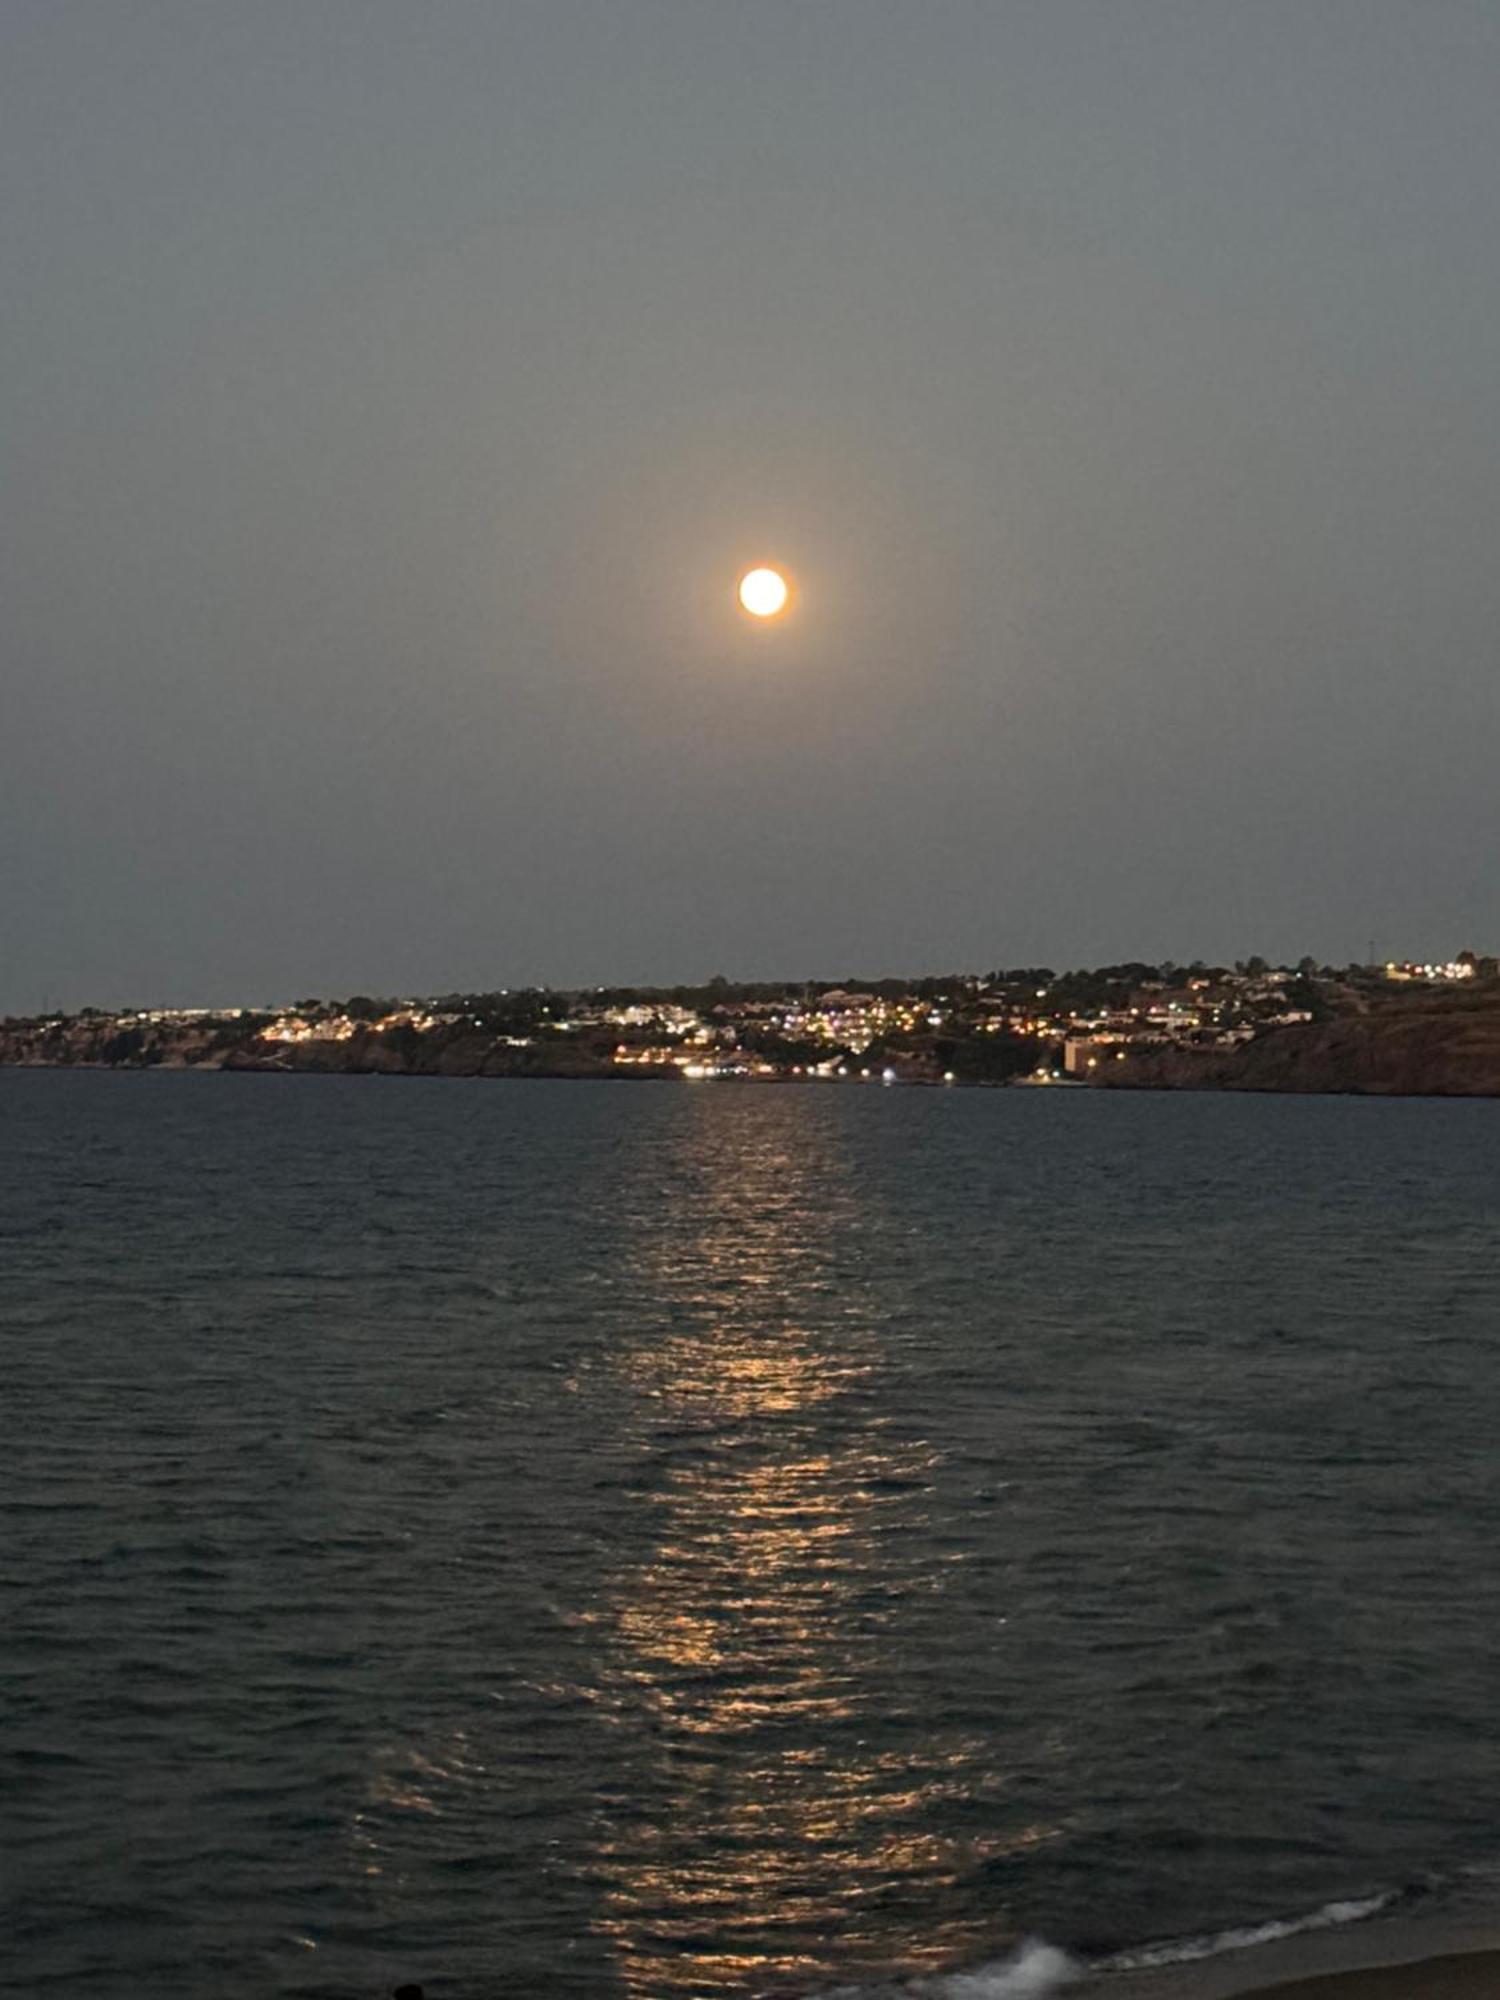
[590,1104,1040,1995]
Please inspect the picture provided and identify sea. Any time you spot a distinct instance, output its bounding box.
[4,1072,1500,2000]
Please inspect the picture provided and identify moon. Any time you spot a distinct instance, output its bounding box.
[738,567,790,619]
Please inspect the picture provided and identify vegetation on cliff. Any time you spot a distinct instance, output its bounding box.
[1100,987,1500,1096]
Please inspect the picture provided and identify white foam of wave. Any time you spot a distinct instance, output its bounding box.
[935,1939,1083,2000]
[826,1937,1081,2000]
[822,1894,1395,2000]
[1097,1892,1397,1973]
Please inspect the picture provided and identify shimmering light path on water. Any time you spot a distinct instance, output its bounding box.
[4,1076,1500,1998]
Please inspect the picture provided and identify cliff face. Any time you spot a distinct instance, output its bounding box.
[220,1029,639,1080]
[0,1017,646,1080]
[1099,990,1500,1096]
[0,1016,242,1069]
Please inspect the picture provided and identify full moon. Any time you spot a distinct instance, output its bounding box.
[738,567,790,618]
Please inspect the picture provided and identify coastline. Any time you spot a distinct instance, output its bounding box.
[1088,1909,1500,2000]
[7,972,1500,1095]
[5,1059,1500,1098]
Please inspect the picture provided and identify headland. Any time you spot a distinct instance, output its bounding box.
[6,953,1500,1095]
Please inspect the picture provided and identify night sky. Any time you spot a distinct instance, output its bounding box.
[5,2,1498,1010]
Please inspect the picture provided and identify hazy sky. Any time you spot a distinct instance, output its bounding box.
[5,1,1498,1009]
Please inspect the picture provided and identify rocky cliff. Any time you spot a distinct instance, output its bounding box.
[0,1015,643,1080]
[1099,988,1500,1096]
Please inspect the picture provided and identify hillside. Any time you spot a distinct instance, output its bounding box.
[1100,987,1500,1096]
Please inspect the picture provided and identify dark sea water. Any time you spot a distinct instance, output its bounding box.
[4,1073,1500,2000]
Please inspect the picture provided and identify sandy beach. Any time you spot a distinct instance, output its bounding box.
[1249,1954,1500,2000]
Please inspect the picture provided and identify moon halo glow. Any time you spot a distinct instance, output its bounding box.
[737,567,791,619]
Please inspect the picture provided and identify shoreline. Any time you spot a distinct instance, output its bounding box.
[4,1060,1500,1099]
[1249,1954,1500,2000]
[1089,1911,1500,2000]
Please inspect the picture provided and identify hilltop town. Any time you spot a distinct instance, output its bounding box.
[6,952,1500,1095]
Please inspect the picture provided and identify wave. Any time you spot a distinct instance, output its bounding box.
[936,1940,1083,1999]
[822,1892,1399,2000]
[1094,1890,1398,1972]
[825,1937,1082,2000]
